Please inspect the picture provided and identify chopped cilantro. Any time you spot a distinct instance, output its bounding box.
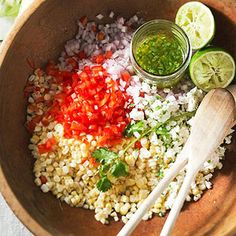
[92,148,129,192]
[99,164,110,177]
[92,110,195,192]
[96,176,112,192]
[92,148,118,164]
[110,161,129,177]
[124,120,145,137]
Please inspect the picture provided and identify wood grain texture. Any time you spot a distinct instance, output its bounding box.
[0,0,235,236]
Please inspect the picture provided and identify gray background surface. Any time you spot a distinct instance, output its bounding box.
[0,194,32,236]
[0,1,34,235]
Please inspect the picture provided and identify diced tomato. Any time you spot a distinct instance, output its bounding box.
[41,117,51,126]
[26,115,43,133]
[79,71,89,81]
[46,62,59,77]
[91,65,103,74]
[140,91,145,97]
[105,50,113,59]
[81,157,87,164]
[26,62,131,148]
[40,175,47,184]
[83,66,91,73]
[37,145,48,154]
[99,93,110,107]
[71,121,86,131]
[134,141,142,149]
[72,73,79,80]
[88,157,99,167]
[92,54,105,64]
[121,70,131,83]
[38,137,57,154]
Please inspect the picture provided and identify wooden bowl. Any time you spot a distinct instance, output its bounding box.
[0,0,236,235]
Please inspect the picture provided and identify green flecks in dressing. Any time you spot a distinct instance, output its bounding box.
[135,32,184,76]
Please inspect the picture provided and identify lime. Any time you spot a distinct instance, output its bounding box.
[175,1,215,50]
[189,47,235,91]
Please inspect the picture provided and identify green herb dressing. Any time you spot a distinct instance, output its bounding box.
[135,32,184,76]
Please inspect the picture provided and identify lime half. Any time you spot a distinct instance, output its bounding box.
[175,1,215,50]
[189,47,235,91]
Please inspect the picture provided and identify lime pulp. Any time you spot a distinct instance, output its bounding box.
[175,1,215,50]
[189,47,235,91]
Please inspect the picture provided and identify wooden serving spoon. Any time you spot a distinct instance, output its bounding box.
[227,85,236,127]
[160,88,235,236]
[118,88,235,236]
[227,85,236,101]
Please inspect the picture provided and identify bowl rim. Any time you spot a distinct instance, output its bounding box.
[0,1,236,236]
[0,1,51,235]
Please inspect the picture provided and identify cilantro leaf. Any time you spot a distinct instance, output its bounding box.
[155,127,169,135]
[96,176,112,192]
[124,121,145,137]
[156,127,171,141]
[92,148,118,164]
[99,163,110,177]
[111,161,129,177]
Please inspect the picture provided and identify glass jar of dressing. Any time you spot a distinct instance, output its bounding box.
[130,19,192,87]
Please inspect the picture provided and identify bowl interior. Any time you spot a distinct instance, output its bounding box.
[0,0,236,235]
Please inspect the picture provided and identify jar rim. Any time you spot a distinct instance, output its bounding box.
[130,19,192,81]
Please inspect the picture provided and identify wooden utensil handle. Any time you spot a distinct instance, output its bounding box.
[160,169,197,236]
[117,142,189,236]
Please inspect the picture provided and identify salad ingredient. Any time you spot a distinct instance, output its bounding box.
[92,148,118,164]
[123,111,195,155]
[97,176,112,192]
[25,13,233,225]
[92,148,129,191]
[93,111,195,192]
[34,64,131,147]
[37,137,57,154]
[135,33,184,76]
[189,47,236,91]
[131,19,191,88]
[124,121,145,137]
[175,1,215,50]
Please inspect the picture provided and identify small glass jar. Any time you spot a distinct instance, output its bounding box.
[130,19,192,88]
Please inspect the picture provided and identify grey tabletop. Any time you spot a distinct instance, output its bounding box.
[0,194,32,236]
[0,2,35,235]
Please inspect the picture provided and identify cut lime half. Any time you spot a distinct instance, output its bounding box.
[189,48,235,92]
[175,1,215,50]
